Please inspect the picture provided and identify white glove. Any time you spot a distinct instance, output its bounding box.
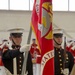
[0,41,9,49]
[71,45,75,50]
[20,44,30,52]
[62,68,69,75]
[67,41,73,47]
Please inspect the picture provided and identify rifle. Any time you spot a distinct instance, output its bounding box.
[62,37,69,75]
[63,36,66,70]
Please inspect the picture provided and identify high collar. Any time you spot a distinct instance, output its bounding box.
[54,47,62,50]
[12,45,21,49]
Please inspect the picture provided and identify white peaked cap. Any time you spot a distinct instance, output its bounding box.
[8,28,25,33]
[53,29,63,34]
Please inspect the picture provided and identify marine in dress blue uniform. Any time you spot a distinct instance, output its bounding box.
[2,28,33,75]
[53,29,74,75]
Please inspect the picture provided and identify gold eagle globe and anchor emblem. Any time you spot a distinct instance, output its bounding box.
[38,2,53,40]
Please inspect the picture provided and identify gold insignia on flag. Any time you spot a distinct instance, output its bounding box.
[45,30,53,39]
[42,2,52,22]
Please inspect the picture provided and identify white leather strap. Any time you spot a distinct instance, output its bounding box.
[13,58,17,75]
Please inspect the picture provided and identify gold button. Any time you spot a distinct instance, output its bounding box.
[58,52,60,54]
[60,64,62,66]
[66,57,69,59]
[60,59,62,61]
[60,68,63,70]
[59,55,61,57]
[19,69,21,71]
[19,61,22,63]
[19,65,21,67]
[19,57,22,59]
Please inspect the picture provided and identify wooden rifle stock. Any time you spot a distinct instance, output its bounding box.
[63,37,66,70]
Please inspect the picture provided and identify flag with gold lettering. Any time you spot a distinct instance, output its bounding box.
[31,0,54,75]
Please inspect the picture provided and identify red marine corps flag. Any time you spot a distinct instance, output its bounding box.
[31,0,54,75]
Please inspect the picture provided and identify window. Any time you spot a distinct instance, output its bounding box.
[0,0,8,10]
[69,0,75,11]
[0,0,75,11]
[30,0,34,10]
[10,0,29,10]
[53,0,68,11]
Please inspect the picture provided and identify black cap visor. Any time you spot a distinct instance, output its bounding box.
[32,38,36,41]
[10,33,22,37]
[53,33,63,38]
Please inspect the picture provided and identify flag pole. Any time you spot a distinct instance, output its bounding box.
[27,27,32,44]
[21,26,32,75]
